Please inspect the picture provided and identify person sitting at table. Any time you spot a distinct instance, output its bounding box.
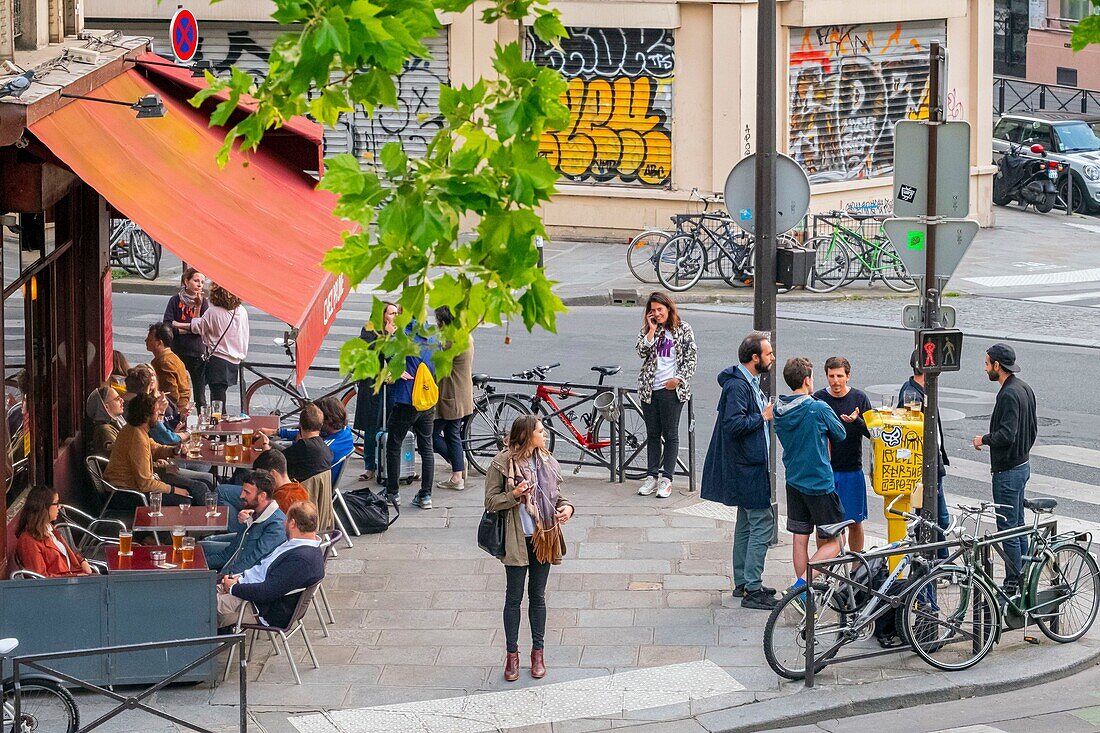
[146,321,192,417]
[201,469,287,576]
[216,500,324,630]
[216,449,309,533]
[125,366,182,435]
[317,396,355,484]
[105,393,191,506]
[110,350,131,395]
[255,404,332,482]
[14,485,94,577]
[86,384,125,459]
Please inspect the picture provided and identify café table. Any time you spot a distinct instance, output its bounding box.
[133,505,229,533]
[106,544,208,572]
[192,415,281,435]
[177,438,262,480]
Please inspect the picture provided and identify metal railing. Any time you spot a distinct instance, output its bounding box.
[12,0,22,39]
[11,635,246,733]
[994,75,1100,116]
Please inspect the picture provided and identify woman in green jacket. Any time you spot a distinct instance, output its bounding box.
[484,415,575,682]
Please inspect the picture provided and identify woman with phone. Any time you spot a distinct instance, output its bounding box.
[635,292,697,498]
[484,415,575,682]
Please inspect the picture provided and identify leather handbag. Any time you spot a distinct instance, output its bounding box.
[477,510,506,557]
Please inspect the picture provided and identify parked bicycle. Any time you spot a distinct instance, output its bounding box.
[807,211,916,293]
[109,218,161,281]
[462,362,647,479]
[626,189,729,285]
[1,637,80,733]
[242,331,356,422]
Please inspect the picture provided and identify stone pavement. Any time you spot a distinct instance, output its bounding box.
[69,467,1100,733]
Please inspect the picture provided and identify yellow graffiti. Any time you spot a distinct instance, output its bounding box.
[540,76,672,186]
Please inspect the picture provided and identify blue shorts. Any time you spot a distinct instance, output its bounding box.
[833,470,868,523]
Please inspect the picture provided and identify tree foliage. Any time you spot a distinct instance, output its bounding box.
[191,0,570,383]
[1070,0,1100,51]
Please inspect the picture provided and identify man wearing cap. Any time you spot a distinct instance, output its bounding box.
[972,343,1037,595]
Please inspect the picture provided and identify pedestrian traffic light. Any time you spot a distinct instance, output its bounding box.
[917,329,963,374]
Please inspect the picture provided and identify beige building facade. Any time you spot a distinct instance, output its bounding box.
[88,0,996,237]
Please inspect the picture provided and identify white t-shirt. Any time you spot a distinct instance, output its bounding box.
[651,330,678,389]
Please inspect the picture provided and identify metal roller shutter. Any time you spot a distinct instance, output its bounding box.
[109,22,449,164]
[788,20,947,184]
[526,27,674,188]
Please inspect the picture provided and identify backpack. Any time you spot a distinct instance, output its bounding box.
[411,361,439,411]
[338,488,399,534]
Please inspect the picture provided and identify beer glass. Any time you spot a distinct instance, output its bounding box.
[205,492,220,518]
[181,537,196,564]
[172,526,185,551]
[210,400,223,423]
[241,428,253,451]
[226,434,242,463]
[118,529,133,556]
[149,491,163,518]
[879,394,894,414]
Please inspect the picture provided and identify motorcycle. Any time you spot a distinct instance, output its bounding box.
[992,142,1063,213]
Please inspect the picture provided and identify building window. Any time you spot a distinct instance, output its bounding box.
[1057,67,1078,87]
[1060,0,1099,21]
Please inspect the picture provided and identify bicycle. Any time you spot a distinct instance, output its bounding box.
[1,638,80,733]
[763,494,949,680]
[902,497,1100,671]
[806,211,916,293]
[462,362,647,479]
[655,225,801,293]
[626,189,732,284]
[108,218,161,280]
[242,330,356,423]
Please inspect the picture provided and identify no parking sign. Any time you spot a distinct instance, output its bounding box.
[170,6,199,64]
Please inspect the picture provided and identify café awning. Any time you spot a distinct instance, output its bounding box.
[29,69,350,384]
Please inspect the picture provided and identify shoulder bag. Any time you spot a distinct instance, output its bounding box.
[201,308,238,364]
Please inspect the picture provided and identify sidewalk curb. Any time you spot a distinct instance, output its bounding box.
[112,279,179,297]
[698,638,1100,732]
[560,290,914,307]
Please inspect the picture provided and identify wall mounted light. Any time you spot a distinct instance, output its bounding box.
[59,92,167,118]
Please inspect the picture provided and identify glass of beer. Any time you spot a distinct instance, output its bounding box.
[879,395,894,414]
[241,428,253,451]
[118,529,133,556]
[149,491,163,518]
[210,400,223,424]
[205,492,220,518]
[180,537,196,564]
[225,435,242,463]
[172,526,185,551]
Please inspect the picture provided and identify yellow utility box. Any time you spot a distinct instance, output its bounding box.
[864,408,924,566]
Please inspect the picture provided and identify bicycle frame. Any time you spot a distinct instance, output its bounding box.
[531,384,610,451]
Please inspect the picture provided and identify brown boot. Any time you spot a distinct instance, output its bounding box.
[504,652,520,682]
[530,649,546,679]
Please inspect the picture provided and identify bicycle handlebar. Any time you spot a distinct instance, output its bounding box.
[512,363,560,381]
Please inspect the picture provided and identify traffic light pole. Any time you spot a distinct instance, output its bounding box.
[920,41,943,545]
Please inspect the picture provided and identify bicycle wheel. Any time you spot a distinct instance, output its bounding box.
[244,377,309,417]
[614,402,651,480]
[129,228,160,280]
[763,583,848,680]
[3,677,80,733]
[875,244,917,293]
[902,568,999,672]
[627,229,670,284]
[805,236,851,293]
[716,234,754,287]
[1032,543,1100,643]
[655,234,705,292]
[463,394,532,475]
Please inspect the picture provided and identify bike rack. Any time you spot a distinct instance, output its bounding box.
[11,635,246,732]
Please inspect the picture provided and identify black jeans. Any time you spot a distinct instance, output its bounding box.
[504,538,551,653]
[386,403,435,498]
[641,388,683,480]
[432,417,465,473]
[179,353,207,408]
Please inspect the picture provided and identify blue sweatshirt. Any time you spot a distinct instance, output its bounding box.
[391,333,437,407]
[774,393,846,495]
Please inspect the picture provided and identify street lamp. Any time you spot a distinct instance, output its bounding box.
[59,92,167,119]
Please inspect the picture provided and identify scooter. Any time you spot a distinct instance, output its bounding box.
[992,142,1063,213]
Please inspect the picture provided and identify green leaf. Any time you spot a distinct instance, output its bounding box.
[379,141,409,176]
[1071,14,1100,51]
[319,154,367,195]
[314,10,351,55]
[532,11,567,45]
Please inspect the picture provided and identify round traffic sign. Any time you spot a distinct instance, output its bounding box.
[723,153,811,236]
[170,7,199,64]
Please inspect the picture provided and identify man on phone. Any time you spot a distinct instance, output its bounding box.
[701,332,778,610]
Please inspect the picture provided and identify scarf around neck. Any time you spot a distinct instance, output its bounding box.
[513,450,560,527]
[177,289,201,311]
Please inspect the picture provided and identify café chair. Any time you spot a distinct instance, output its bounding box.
[56,504,126,559]
[222,581,323,685]
[300,470,339,544]
[86,456,148,519]
[330,453,359,546]
[311,529,343,637]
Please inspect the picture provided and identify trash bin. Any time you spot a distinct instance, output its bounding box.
[777,247,813,289]
[864,407,925,567]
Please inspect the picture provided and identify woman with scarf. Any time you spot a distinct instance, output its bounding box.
[164,268,210,408]
[86,384,126,458]
[484,415,575,682]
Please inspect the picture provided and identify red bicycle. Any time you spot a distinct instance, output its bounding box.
[463,362,647,478]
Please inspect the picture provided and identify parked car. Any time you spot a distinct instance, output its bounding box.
[992,111,1100,214]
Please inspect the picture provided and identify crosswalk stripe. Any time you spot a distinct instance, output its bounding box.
[929,726,1008,733]
[1031,445,1100,471]
[962,268,1100,288]
[1026,290,1100,304]
[950,457,1100,507]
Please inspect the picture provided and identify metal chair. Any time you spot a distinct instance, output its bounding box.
[311,529,343,636]
[56,504,126,559]
[221,581,324,685]
[85,455,148,518]
[330,452,359,546]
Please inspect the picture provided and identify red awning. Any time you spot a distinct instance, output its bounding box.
[30,70,350,384]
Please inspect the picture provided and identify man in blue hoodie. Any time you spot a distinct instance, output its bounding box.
[774,357,847,589]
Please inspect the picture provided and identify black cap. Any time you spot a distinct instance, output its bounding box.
[986,343,1020,373]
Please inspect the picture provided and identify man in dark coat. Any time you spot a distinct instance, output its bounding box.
[701,332,777,610]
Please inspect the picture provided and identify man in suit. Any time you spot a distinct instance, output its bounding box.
[201,469,287,576]
[217,501,325,628]
[701,332,778,610]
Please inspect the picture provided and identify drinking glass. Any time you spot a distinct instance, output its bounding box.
[200,406,211,427]
[210,400,223,423]
[118,530,133,556]
[179,498,192,512]
[226,434,242,463]
[205,492,220,518]
[241,428,253,451]
[879,394,894,414]
[149,491,163,518]
[171,526,185,551]
[181,537,196,564]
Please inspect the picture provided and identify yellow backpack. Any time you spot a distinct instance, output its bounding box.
[411,361,439,411]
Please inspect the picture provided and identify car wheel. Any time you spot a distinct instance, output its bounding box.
[1058,175,1092,215]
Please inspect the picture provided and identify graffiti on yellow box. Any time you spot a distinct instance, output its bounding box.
[864,410,924,496]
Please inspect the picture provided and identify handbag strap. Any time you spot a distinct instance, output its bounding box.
[205,308,238,359]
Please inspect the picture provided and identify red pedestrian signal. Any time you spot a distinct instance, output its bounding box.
[917,329,963,374]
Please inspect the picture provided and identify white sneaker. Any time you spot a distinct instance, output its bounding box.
[637,476,658,496]
[656,477,672,498]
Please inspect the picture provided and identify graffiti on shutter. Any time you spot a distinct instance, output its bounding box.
[116,23,448,165]
[526,27,674,187]
[788,20,946,185]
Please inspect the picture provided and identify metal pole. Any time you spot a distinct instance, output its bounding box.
[920,42,943,546]
[755,0,779,542]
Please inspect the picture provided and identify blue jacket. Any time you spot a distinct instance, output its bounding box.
[391,332,437,407]
[216,503,288,577]
[278,425,355,483]
[700,367,770,510]
[774,393,846,495]
[230,545,325,629]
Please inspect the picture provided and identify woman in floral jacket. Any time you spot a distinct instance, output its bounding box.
[635,292,697,498]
